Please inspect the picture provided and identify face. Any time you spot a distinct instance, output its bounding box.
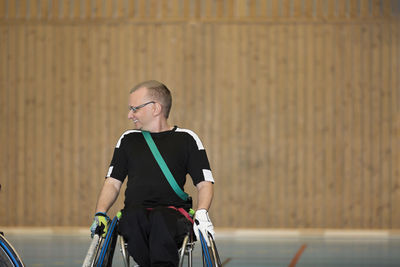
[128,87,155,130]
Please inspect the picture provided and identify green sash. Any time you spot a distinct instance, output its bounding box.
[142,131,189,201]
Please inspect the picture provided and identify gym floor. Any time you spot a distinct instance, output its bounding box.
[3,230,400,267]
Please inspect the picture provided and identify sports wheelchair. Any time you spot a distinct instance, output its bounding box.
[83,212,221,267]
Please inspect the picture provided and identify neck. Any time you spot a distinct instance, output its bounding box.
[144,118,172,133]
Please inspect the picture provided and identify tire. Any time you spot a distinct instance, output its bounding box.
[94,216,119,267]
[0,233,25,267]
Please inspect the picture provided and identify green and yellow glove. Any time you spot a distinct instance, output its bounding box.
[90,212,110,238]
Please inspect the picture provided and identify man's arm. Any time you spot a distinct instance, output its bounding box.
[196,181,214,211]
[95,177,122,213]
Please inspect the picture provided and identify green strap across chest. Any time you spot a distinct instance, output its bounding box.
[141,131,189,201]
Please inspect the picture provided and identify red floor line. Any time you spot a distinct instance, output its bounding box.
[221,257,232,266]
[288,243,307,267]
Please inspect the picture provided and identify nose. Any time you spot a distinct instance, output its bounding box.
[128,110,134,119]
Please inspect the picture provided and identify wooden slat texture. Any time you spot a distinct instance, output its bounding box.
[25,25,35,225]
[360,23,371,228]
[303,0,313,18]
[268,24,279,227]
[336,0,348,18]
[0,1,399,229]
[304,24,314,227]
[52,25,62,226]
[343,24,355,229]
[234,0,248,17]
[380,23,391,229]
[61,25,71,226]
[370,23,382,228]
[0,25,7,225]
[0,1,6,18]
[296,24,306,227]
[351,25,363,229]
[313,24,326,228]
[371,0,382,17]
[6,25,18,226]
[16,26,26,226]
[286,24,296,227]
[323,24,334,228]
[18,0,27,18]
[391,22,400,228]
[42,24,53,226]
[332,24,344,228]
[325,0,336,18]
[276,24,288,227]
[225,0,234,18]
[38,0,400,21]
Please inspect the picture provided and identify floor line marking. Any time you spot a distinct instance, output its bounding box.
[221,257,232,266]
[288,243,307,267]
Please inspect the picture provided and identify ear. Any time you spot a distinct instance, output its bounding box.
[153,102,163,117]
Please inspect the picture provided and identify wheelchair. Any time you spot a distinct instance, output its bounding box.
[0,231,26,267]
[83,212,221,267]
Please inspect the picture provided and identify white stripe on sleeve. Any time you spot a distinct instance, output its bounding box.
[116,130,140,148]
[176,128,204,150]
[202,169,215,183]
[106,166,114,178]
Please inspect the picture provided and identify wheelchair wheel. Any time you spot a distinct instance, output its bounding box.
[199,232,221,267]
[0,233,25,267]
[209,235,221,267]
[93,216,119,267]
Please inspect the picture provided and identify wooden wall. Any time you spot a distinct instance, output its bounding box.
[0,0,399,229]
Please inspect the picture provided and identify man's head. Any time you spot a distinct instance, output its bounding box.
[130,80,172,119]
[128,80,172,131]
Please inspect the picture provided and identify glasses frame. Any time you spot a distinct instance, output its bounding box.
[129,101,155,113]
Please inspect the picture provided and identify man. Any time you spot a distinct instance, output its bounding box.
[90,80,215,267]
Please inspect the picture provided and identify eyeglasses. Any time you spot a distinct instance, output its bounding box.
[129,101,155,113]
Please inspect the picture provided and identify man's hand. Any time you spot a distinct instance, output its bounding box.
[193,209,215,246]
[90,212,110,237]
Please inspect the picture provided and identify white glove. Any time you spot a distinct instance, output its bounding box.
[193,209,215,246]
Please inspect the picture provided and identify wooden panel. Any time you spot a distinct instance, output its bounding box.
[0,1,6,18]
[255,24,270,227]
[360,22,372,228]
[276,24,289,227]
[391,22,400,228]
[268,24,280,227]
[346,26,366,228]
[323,24,335,228]
[0,12,399,229]
[6,25,18,226]
[25,25,35,225]
[51,25,62,226]
[15,26,26,226]
[380,23,391,229]
[212,23,232,226]
[304,24,315,227]
[347,25,359,229]
[234,0,248,17]
[0,0,398,20]
[286,24,297,227]
[370,24,382,228]
[0,25,8,225]
[296,24,306,227]
[325,0,337,18]
[42,24,53,226]
[332,24,344,228]
[315,24,327,227]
